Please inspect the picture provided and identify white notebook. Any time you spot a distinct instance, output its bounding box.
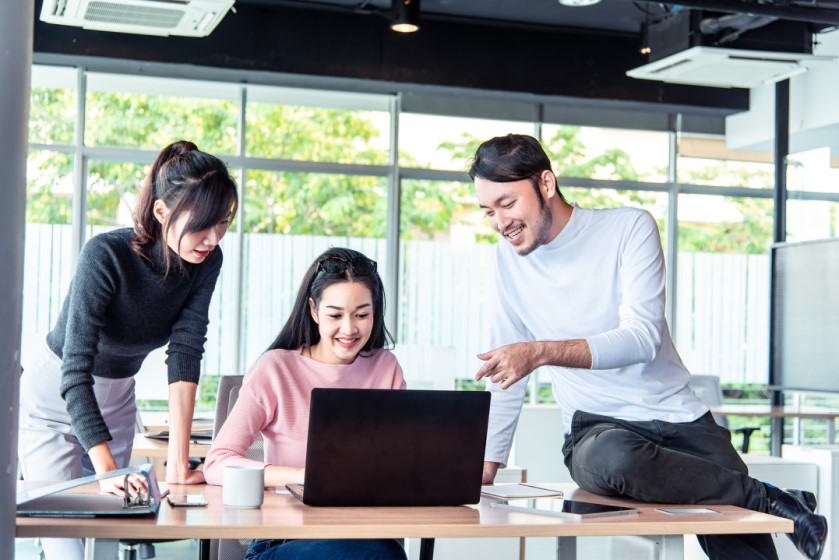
[481,483,564,499]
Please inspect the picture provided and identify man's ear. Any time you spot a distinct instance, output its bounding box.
[152,199,169,226]
[309,297,319,324]
[541,170,557,200]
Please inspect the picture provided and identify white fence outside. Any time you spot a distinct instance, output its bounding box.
[21,224,770,399]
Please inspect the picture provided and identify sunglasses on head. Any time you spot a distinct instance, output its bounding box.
[316,255,377,276]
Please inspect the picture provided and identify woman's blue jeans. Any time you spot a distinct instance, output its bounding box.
[244,538,407,560]
[562,410,778,560]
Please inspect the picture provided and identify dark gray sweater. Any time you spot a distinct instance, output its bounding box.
[47,228,223,451]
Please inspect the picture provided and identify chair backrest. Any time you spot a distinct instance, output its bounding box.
[210,375,264,560]
[391,345,456,390]
[688,374,728,428]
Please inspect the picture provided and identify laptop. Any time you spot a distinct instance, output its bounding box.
[286,388,490,507]
[16,463,162,518]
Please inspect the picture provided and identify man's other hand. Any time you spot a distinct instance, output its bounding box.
[475,342,541,390]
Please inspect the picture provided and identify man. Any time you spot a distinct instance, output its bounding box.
[469,133,827,560]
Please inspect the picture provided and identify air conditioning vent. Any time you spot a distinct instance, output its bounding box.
[84,1,185,29]
[39,0,234,37]
[627,46,835,89]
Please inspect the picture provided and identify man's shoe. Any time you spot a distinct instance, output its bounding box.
[766,486,828,560]
[786,489,818,512]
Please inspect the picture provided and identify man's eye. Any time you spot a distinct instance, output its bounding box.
[503,202,515,209]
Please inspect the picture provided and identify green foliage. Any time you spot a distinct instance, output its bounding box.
[29,89,75,145]
[85,92,238,154]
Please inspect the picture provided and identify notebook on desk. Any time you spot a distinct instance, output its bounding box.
[285,388,490,507]
[144,428,214,441]
[16,463,163,518]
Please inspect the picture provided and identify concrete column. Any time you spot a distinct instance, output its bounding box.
[0,0,33,558]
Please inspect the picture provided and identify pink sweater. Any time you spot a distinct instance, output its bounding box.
[204,348,406,485]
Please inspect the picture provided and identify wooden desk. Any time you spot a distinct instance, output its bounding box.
[17,482,790,560]
[711,405,839,455]
[131,433,211,475]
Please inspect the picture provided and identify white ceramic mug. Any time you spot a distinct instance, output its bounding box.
[222,465,265,509]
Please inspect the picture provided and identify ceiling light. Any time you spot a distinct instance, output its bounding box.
[558,0,601,6]
[391,0,420,33]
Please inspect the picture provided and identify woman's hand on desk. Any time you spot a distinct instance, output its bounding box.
[167,463,206,485]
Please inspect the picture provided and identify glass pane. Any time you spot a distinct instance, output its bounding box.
[675,194,773,386]
[29,88,76,145]
[85,75,238,153]
[86,160,149,230]
[788,147,839,194]
[542,125,669,182]
[30,65,78,145]
[246,103,389,164]
[23,150,75,341]
[787,200,839,242]
[398,114,532,170]
[241,170,388,367]
[398,179,496,391]
[678,157,774,189]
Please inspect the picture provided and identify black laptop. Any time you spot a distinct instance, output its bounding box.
[286,388,490,507]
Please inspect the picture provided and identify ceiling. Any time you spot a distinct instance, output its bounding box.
[31,0,839,119]
[237,0,839,37]
[235,0,651,33]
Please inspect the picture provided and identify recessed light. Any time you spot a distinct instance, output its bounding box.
[558,0,602,6]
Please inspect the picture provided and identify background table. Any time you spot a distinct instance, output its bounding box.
[711,404,839,455]
[131,433,211,476]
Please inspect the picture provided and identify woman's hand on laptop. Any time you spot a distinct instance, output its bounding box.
[482,461,501,485]
[265,465,305,488]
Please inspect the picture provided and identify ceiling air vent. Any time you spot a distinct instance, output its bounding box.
[39,0,234,37]
[627,46,835,88]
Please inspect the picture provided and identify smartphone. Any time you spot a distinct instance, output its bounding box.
[167,494,208,507]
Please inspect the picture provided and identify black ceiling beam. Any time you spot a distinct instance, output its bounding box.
[636,0,839,25]
[32,1,748,114]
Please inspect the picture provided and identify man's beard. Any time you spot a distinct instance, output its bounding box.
[516,204,553,257]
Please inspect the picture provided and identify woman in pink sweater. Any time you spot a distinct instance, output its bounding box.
[205,247,407,560]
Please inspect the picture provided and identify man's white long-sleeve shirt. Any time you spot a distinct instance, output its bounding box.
[485,205,708,466]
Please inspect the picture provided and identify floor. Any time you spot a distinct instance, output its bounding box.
[14,538,200,559]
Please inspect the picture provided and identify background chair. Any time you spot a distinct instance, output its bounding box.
[689,374,761,453]
[207,375,264,560]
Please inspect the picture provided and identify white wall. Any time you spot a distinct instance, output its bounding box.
[726,30,839,155]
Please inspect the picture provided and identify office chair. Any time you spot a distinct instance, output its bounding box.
[207,375,264,560]
[689,374,761,453]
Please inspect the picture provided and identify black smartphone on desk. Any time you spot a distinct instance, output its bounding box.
[167,494,208,507]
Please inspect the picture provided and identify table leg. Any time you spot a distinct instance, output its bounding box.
[84,538,118,560]
[638,535,684,560]
[419,537,435,560]
[771,417,784,457]
[556,536,577,560]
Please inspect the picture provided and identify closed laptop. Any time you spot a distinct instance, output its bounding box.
[287,388,490,507]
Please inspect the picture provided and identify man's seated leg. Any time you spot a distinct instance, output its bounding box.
[563,411,827,560]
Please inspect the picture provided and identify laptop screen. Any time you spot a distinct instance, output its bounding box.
[300,388,490,507]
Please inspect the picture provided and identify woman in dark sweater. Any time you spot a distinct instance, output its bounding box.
[18,140,238,560]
